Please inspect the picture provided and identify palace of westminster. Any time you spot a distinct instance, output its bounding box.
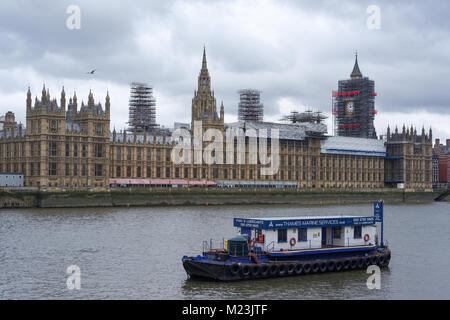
[0,49,433,190]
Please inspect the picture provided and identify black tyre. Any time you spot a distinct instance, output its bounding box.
[294,263,303,275]
[279,264,288,276]
[319,262,327,273]
[303,263,311,274]
[269,264,279,276]
[230,263,241,275]
[327,261,336,272]
[335,260,343,271]
[344,260,351,270]
[250,265,260,277]
[241,265,251,277]
[311,262,320,273]
[287,264,296,275]
[260,264,269,276]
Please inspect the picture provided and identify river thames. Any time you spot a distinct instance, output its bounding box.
[0,202,449,299]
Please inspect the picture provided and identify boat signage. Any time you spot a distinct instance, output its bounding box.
[374,201,383,222]
[234,216,375,230]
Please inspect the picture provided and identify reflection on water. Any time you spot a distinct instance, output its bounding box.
[0,202,448,299]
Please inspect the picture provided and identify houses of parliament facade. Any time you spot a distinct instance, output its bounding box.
[0,50,433,190]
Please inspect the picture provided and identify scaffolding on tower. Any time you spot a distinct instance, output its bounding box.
[332,77,377,139]
[127,82,157,133]
[238,89,264,122]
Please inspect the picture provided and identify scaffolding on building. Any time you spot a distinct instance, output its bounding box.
[128,82,157,133]
[238,89,264,122]
[279,109,327,124]
[332,77,377,139]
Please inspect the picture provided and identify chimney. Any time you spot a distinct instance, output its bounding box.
[435,139,440,147]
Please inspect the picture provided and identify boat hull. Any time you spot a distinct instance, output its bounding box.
[183,249,391,281]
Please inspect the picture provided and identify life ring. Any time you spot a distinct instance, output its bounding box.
[249,239,256,247]
[364,234,370,242]
[289,237,296,246]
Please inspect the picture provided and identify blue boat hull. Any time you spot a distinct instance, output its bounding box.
[182,248,391,281]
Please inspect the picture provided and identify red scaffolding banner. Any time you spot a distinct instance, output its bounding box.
[332,90,361,97]
[338,123,361,129]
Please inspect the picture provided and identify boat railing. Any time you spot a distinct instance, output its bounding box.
[202,238,226,253]
[266,241,275,252]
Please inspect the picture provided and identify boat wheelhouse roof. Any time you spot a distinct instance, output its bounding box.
[234,215,376,230]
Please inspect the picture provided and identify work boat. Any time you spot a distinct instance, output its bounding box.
[182,201,391,281]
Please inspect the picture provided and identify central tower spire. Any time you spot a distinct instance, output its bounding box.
[191,46,224,131]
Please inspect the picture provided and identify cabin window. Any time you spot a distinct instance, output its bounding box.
[277,229,287,243]
[298,228,307,242]
[354,226,362,239]
[333,226,342,239]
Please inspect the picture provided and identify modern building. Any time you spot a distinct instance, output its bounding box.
[0,49,433,191]
[433,138,450,188]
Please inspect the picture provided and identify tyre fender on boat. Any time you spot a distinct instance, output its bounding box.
[378,255,386,266]
[269,264,279,276]
[303,263,311,274]
[229,263,241,275]
[287,264,296,275]
[250,265,260,276]
[371,256,379,266]
[278,264,288,276]
[241,264,251,277]
[260,264,269,276]
[335,260,343,271]
[294,263,303,275]
[327,261,336,272]
[364,256,371,267]
[343,259,351,270]
[356,257,364,268]
[311,262,320,273]
[319,261,327,273]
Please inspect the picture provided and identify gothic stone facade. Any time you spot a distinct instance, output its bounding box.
[0,50,433,190]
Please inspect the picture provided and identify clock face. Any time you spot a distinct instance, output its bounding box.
[345,101,355,115]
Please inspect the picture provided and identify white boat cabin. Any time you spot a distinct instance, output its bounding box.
[233,215,378,252]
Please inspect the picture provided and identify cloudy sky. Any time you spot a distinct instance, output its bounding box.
[1,0,449,141]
